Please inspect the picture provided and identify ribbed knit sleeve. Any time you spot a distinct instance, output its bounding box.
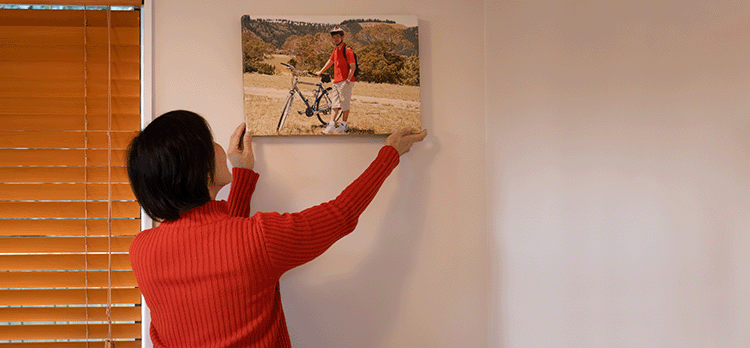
[227,167,259,217]
[260,145,400,273]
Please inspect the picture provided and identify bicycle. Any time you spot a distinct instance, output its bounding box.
[277,62,341,131]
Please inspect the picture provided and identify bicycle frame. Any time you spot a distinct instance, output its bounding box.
[288,76,328,116]
[277,63,338,131]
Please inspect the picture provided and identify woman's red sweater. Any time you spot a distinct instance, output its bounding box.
[129,146,400,347]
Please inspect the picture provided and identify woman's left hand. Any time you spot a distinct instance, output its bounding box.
[227,123,254,170]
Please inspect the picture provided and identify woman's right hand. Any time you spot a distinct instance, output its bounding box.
[385,128,428,156]
[227,123,254,170]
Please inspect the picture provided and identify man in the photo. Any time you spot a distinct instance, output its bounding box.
[316,26,356,134]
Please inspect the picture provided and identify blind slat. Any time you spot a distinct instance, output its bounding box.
[0,342,141,348]
[0,254,131,271]
[0,131,84,148]
[0,114,140,131]
[0,288,141,306]
[1,131,86,148]
[0,306,140,323]
[0,79,140,99]
[87,131,138,148]
[0,61,139,80]
[0,44,139,63]
[0,149,127,166]
[0,219,138,236]
[0,8,140,27]
[87,113,142,131]
[0,113,84,131]
[0,97,141,116]
[0,271,137,289]
[0,323,141,340]
[0,167,129,184]
[0,26,140,46]
[0,131,137,149]
[0,236,134,253]
[0,201,140,219]
[1,0,141,6]
[0,183,135,201]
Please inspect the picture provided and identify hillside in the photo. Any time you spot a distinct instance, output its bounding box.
[241,16,330,49]
[241,16,418,55]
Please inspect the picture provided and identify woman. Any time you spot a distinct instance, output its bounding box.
[127,110,426,347]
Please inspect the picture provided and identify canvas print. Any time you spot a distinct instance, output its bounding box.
[241,15,421,136]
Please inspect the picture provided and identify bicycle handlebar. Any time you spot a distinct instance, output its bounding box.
[282,63,309,76]
[281,63,331,80]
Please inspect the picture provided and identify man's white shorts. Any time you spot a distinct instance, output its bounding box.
[331,81,353,111]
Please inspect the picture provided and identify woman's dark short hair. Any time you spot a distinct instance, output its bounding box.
[127,110,216,221]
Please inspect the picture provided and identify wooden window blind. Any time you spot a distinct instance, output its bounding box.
[0,4,141,347]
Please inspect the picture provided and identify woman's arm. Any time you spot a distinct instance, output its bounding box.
[227,168,259,217]
[260,128,428,273]
[259,145,400,273]
[226,124,257,217]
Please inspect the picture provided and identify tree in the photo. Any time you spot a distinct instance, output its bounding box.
[242,31,276,75]
[399,54,420,86]
[356,40,405,84]
[282,32,335,72]
[352,24,420,84]
[356,24,415,56]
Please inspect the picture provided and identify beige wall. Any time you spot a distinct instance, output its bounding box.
[488,1,750,347]
[150,0,487,347]
[149,0,750,346]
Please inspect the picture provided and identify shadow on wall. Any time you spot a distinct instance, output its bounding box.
[281,141,439,347]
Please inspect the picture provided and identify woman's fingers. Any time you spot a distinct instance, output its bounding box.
[229,123,245,150]
[385,128,428,155]
[400,129,428,155]
[241,126,252,151]
[227,124,254,170]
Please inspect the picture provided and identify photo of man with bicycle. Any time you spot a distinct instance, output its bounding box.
[316,26,356,134]
[241,15,421,136]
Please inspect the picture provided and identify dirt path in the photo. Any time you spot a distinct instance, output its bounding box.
[243,86,420,109]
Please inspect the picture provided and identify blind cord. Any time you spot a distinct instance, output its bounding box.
[105,5,115,348]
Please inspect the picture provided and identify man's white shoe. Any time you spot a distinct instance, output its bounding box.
[334,123,348,133]
[322,122,336,134]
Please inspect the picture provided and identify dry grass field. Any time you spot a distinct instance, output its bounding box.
[244,57,421,136]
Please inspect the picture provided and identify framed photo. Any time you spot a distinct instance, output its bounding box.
[241,15,421,136]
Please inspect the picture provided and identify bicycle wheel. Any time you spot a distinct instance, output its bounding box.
[315,93,340,125]
[277,93,294,131]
